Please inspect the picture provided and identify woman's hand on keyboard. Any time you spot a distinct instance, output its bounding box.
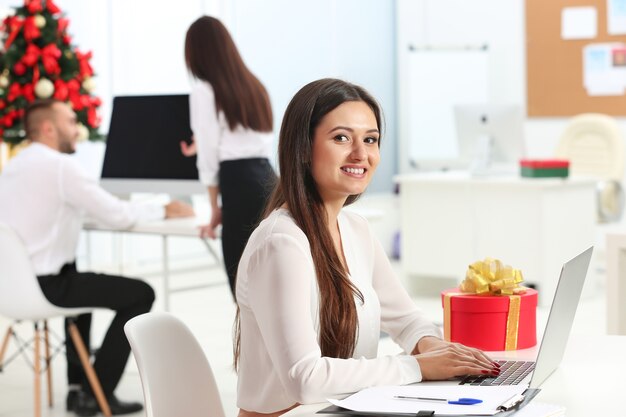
[413,337,500,381]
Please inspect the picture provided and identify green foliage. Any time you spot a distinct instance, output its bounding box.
[0,0,102,144]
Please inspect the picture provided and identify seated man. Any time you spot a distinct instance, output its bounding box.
[0,99,194,416]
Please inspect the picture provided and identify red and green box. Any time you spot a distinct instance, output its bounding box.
[520,159,569,178]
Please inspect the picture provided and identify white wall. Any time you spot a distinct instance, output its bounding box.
[61,0,220,130]
[0,0,400,263]
[396,0,626,173]
[215,0,398,192]
[0,0,398,192]
[4,0,626,186]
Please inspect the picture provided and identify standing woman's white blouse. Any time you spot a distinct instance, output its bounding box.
[189,80,273,186]
[236,208,441,413]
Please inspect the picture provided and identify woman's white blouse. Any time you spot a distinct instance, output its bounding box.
[189,80,273,186]
[236,209,441,413]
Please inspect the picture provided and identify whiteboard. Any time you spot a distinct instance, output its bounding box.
[407,48,489,169]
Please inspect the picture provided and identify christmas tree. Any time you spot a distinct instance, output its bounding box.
[0,0,101,145]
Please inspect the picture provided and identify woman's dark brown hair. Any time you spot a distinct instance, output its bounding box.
[185,16,272,132]
[234,78,383,367]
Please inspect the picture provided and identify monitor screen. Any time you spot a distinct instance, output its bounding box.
[454,104,524,174]
[101,95,204,195]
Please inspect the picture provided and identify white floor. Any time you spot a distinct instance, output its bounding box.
[0,240,609,417]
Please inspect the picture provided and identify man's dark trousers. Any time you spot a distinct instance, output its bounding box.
[38,262,155,395]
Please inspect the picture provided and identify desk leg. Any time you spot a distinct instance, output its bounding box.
[607,234,626,335]
[202,238,222,266]
[113,232,124,276]
[162,235,170,311]
[85,231,91,270]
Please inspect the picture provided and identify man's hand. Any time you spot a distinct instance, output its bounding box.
[164,201,195,218]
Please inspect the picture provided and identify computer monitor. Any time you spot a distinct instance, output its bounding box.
[100,94,205,196]
[454,104,524,175]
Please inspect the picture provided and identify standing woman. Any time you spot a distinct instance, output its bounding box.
[184,16,276,298]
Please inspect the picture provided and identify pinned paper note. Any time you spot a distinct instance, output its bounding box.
[608,0,626,35]
[561,7,597,40]
[583,43,626,96]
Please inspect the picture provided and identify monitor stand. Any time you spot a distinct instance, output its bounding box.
[469,134,494,176]
[468,135,517,177]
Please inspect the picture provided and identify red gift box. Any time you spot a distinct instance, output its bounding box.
[441,288,538,351]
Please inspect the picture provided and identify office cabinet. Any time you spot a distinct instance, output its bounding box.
[396,172,596,306]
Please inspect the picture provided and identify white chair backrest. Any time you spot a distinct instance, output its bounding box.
[0,222,85,320]
[124,312,226,417]
[555,113,625,180]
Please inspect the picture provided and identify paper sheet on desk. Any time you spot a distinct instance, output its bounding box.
[512,402,565,417]
[328,385,526,416]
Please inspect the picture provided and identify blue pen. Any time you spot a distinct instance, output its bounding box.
[393,396,483,405]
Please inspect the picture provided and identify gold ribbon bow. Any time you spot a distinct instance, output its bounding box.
[460,258,525,296]
[444,258,526,350]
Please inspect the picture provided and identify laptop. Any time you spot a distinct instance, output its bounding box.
[426,246,593,389]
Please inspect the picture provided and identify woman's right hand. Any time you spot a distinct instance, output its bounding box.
[199,206,222,239]
[414,342,499,381]
[180,136,197,157]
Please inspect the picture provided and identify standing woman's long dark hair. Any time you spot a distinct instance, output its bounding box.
[234,79,383,367]
[185,16,273,132]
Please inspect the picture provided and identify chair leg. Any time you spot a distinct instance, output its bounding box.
[43,321,53,408]
[33,323,41,417]
[67,320,112,417]
[0,326,12,371]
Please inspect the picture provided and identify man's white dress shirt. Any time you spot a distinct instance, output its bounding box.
[236,208,441,413]
[189,80,273,186]
[0,143,164,276]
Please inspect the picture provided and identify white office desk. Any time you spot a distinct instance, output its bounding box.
[83,205,383,311]
[284,334,626,417]
[395,171,596,307]
[84,217,222,311]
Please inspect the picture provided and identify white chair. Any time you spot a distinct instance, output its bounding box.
[555,113,626,222]
[0,222,111,417]
[124,312,226,417]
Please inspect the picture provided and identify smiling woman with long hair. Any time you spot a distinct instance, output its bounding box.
[233,78,499,416]
[184,16,276,298]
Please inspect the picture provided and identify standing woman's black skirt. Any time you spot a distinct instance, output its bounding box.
[219,158,276,299]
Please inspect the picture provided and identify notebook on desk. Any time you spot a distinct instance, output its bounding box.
[426,246,593,389]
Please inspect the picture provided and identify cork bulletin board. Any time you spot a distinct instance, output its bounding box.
[526,0,626,116]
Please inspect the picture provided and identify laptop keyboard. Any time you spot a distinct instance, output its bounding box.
[459,360,535,386]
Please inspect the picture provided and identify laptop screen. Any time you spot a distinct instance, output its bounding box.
[529,246,593,388]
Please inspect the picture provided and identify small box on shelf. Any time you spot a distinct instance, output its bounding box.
[520,159,569,178]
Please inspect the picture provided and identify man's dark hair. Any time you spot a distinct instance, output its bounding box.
[24,99,61,140]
